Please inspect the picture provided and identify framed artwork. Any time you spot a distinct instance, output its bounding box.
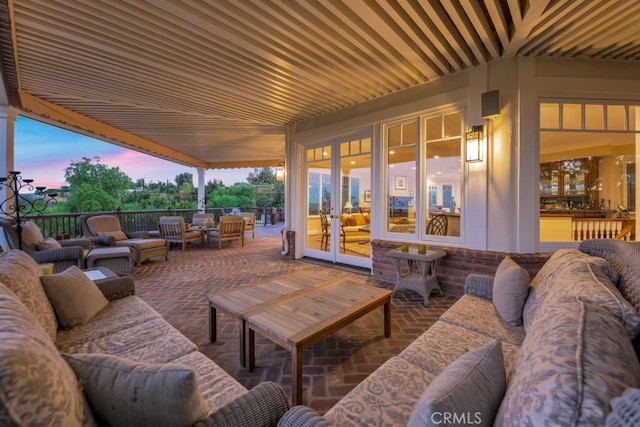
[363,190,371,203]
[395,175,407,190]
[408,191,414,207]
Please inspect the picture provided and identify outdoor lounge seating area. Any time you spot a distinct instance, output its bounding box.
[2,229,639,425]
[81,214,169,266]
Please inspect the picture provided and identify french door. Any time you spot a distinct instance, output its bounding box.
[303,135,372,268]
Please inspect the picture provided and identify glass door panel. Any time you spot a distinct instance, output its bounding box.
[337,138,371,266]
[303,136,372,268]
[305,145,333,262]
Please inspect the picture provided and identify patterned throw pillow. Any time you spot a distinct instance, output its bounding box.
[0,250,58,342]
[0,283,95,426]
[408,340,505,427]
[496,297,640,426]
[62,353,209,426]
[41,266,109,329]
[492,256,530,326]
[522,249,639,339]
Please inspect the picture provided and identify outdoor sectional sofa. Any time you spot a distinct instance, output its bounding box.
[0,249,289,426]
[279,239,640,426]
[2,239,640,426]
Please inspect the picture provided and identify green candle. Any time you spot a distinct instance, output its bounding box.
[418,244,427,254]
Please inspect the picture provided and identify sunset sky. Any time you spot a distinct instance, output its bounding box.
[13,117,253,190]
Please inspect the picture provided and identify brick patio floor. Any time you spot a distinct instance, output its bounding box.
[132,224,457,414]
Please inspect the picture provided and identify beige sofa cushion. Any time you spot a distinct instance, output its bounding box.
[496,297,640,426]
[41,266,109,329]
[408,340,505,427]
[0,282,95,426]
[0,250,58,342]
[58,317,197,363]
[492,256,530,326]
[63,353,208,427]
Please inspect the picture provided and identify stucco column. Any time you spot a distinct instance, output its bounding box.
[197,167,206,211]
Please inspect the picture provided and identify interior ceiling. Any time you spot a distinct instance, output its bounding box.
[1,0,639,169]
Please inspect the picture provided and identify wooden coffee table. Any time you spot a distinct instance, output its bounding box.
[208,271,338,367]
[208,273,392,405]
[245,280,391,405]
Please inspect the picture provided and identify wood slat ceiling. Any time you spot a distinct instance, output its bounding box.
[0,0,639,168]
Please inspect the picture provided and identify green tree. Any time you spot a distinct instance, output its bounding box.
[175,172,193,188]
[246,167,284,207]
[247,168,277,185]
[207,183,254,208]
[64,157,132,212]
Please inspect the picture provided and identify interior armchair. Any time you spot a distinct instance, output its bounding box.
[0,219,88,273]
[80,214,169,265]
[158,216,204,251]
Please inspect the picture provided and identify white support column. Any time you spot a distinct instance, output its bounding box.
[0,105,17,250]
[197,167,206,211]
[0,105,17,178]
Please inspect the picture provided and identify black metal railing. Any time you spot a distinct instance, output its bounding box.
[23,206,283,239]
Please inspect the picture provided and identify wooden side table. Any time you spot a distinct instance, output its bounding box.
[386,247,447,307]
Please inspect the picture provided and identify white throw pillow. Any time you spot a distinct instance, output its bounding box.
[492,256,530,326]
[41,265,109,329]
[408,340,505,427]
[62,353,209,427]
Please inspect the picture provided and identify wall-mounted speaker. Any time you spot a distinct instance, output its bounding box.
[481,90,500,119]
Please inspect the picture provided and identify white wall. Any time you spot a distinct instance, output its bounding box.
[289,57,640,257]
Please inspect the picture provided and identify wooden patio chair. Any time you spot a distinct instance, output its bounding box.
[192,213,215,228]
[158,216,204,251]
[238,212,256,239]
[207,215,245,249]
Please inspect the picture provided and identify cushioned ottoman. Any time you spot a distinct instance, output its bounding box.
[86,247,134,276]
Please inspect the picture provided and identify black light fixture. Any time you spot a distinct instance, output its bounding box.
[465,125,484,163]
[0,171,57,249]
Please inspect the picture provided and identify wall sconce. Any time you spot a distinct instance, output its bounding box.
[275,162,285,182]
[465,125,484,163]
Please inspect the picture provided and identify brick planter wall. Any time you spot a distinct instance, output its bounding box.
[372,239,551,297]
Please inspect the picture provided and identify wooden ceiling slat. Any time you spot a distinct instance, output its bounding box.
[483,0,510,52]
[419,0,476,67]
[400,0,463,72]
[2,0,638,168]
[440,0,487,64]
[460,0,501,59]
